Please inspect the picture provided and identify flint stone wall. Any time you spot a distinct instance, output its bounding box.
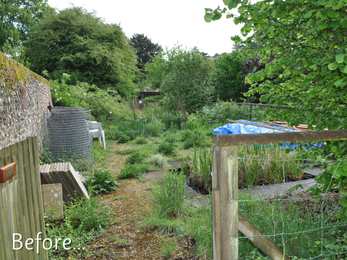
[0,51,52,150]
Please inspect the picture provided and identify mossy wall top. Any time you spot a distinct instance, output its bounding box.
[0,51,52,150]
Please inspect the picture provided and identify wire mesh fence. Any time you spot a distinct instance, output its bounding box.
[231,155,347,260]
[42,107,94,170]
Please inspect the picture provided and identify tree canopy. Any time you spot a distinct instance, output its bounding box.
[130,34,161,73]
[212,51,245,102]
[25,7,139,97]
[0,0,53,64]
[205,0,347,131]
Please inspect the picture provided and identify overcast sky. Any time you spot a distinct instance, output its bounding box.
[46,0,243,56]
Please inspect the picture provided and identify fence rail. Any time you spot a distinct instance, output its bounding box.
[0,137,47,260]
[211,130,347,260]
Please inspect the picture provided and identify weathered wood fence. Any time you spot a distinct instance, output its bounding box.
[211,130,347,260]
[0,136,47,260]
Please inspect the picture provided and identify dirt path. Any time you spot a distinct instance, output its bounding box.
[76,142,196,260]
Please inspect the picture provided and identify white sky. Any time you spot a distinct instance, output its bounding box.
[46,0,243,56]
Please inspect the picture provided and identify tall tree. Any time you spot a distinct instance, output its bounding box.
[25,7,139,97]
[130,34,161,73]
[213,51,246,102]
[0,0,53,63]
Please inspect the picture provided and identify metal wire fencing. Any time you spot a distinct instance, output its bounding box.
[232,155,347,260]
[42,107,94,170]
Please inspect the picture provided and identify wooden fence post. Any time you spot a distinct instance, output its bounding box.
[212,145,238,260]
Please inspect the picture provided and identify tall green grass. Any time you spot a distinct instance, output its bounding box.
[192,147,212,192]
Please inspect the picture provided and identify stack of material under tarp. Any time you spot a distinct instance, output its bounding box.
[40,162,89,203]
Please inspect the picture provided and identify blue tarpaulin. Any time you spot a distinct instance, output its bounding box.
[213,120,323,149]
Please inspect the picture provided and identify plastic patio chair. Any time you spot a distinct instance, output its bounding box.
[89,121,106,149]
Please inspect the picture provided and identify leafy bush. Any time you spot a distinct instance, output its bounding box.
[160,113,186,129]
[153,170,186,217]
[165,135,176,144]
[85,169,120,195]
[116,149,134,155]
[51,80,133,121]
[157,142,175,155]
[148,154,167,169]
[183,130,206,149]
[124,130,136,141]
[117,164,149,179]
[126,151,145,165]
[117,134,131,143]
[134,136,147,144]
[144,119,164,136]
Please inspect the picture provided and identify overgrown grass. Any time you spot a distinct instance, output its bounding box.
[238,192,347,259]
[117,163,149,179]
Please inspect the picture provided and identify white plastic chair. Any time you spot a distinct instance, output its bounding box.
[89,121,106,149]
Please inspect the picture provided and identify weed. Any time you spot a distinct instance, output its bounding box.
[159,239,177,259]
[114,195,126,200]
[85,169,120,195]
[148,153,167,169]
[144,119,164,137]
[140,209,184,234]
[134,136,147,144]
[117,163,149,179]
[126,151,145,165]
[153,170,186,217]
[117,134,131,143]
[165,135,176,144]
[158,142,175,155]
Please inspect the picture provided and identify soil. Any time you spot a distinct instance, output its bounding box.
[71,142,200,260]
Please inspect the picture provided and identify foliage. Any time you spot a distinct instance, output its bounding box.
[25,7,139,97]
[181,130,207,149]
[204,0,347,131]
[85,169,120,195]
[126,151,146,165]
[134,136,147,144]
[50,79,132,121]
[148,153,167,169]
[164,135,176,145]
[117,134,131,144]
[212,51,246,101]
[117,164,149,179]
[153,170,186,217]
[157,142,175,155]
[159,48,214,114]
[130,33,162,73]
[45,196,115,257]
[205,0,347,213]
[0,0,53,58]
[160,112,186,130]
[144,119,164,137]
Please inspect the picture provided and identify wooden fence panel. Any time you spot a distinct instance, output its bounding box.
[0,137,47,260]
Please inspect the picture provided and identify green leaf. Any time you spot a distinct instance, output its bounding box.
[309,90,317,97]
[205,8,213,12]
[304,10,314,18]
[333,78,347,87]
[331,146,338,153]
[212,13,222,21]
[332,1,344,10]
[268,26,275,32]
[204,13,213,22]
[223,0,231,5]
[318,21,328,30]
[341,65,347,74]
[338,197,347,207]
[318,0,326,5]
[336,54,345,63]
[326,9,339,18]
[226,14,233,19]
[328,62,339,70]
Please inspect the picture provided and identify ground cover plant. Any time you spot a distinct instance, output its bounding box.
[85,169,120,195]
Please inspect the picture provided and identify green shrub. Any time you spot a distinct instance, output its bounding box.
[134,136,147,144]
[64,196,115,231]
[85,169,120,195]
[117,134,131,143]
[160,113,186,129]
[183,130,206,149]
[124,130,136,140]
[148,154,167,169]
[126,151,145,165]
[165,135,176,144]
[144,119,164,137]
[157,142,175,155]
[153,170,186,217]
[117,164,149,179]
